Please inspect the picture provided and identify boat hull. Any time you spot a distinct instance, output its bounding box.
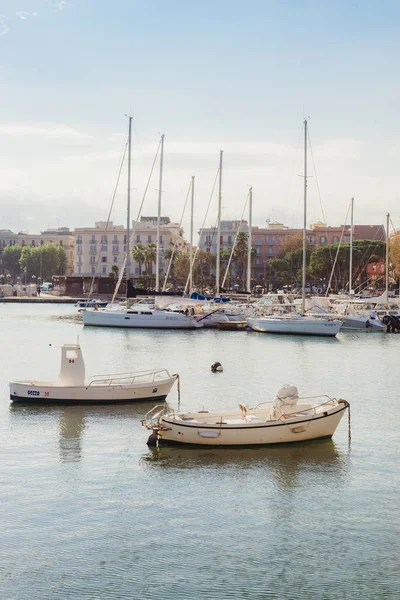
[9,376,177,404]
[151,403,348,446]
[247,317,342,336]
[83,309,201,329]
[341,316,386,332]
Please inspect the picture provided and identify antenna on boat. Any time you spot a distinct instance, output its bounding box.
[126,115,133,304]
[247,186,253,294]
[155,133,165,293]
[216,150,223,297]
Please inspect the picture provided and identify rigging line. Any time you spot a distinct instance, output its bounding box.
[184,167,220,294]
[325,201,351,296]
[281,125,304,223]
[221,191,250,289]
[307,128,326,223]
[86,135,129,302]
[162,179,192,292]
[112,137,162,302]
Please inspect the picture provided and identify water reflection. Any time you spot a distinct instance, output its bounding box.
[9,401,162,463]
[142,439,350,490]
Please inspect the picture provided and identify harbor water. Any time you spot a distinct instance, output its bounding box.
[1,303,399,599]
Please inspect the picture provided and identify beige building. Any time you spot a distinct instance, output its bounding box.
[73,217,187,277]
[0,227,75,276]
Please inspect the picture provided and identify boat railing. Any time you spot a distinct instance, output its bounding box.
[142,403,173,429]
[87,368,173,387]
[275,395,337,421]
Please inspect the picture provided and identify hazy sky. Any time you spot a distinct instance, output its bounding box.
[1,0,400,238]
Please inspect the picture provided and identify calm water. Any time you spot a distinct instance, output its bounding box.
[1,304,399,599]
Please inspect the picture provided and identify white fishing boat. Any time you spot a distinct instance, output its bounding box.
[143,384,350,446]
[247,315,342,336]
[10,343,179,404]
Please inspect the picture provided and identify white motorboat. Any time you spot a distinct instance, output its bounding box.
[143,384,350,446]
[247,315,343,336]
[10,343,179,404]
[83,306,203,329]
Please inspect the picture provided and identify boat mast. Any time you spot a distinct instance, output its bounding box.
[301,119,308,315]
[126,115,132,300]
[155,133,165,292]
[189,175,195,294]
[247,186,252,294]
[386,212,390,299]
[349,197,354,295]
[216,150,223,297]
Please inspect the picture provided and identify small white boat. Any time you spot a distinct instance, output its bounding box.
[10,343,178,404]
[75,299,109,309]
[142,384,350,446]
[247,315,343,336]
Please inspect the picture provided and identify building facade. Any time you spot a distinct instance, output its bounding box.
[73,217,187,277]
[198,220,249,254]
[0,227,75,276]
[251,222,386,280]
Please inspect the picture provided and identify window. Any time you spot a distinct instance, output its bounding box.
[91,267,96,274]
[77,245,82,254]
[160,235,163,243]
[102,266,107,274]
[91,235,96,243]
[114,256,118,263]
[320,236,327,245]
[206,235,212,246]
[59,241,63,247]
[136,234,140,242]
[256,247,260,255]
[77,235,82,244]
[90,245,96,253]
[135,267,140,274]
[332,236,339,243]
[308,236,315,244]
[124,235,127,243]
[148,235,152,243]
[101,234,108,243]
[113,235,119,243]
[220,236,223,245]
[228,236,232,245]
[268,247,273,256]
[101,256,107,263]
[112,245,119,253]
[267,236,273,245]
[255,237,262,245]
[90,256,96,264]
[256,258,260,265]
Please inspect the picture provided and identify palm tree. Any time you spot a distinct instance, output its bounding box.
[143,243,157,275]
[131,243,146,275]
[109,264,119,279]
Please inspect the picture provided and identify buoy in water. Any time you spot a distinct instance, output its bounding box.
[211,362,223,373]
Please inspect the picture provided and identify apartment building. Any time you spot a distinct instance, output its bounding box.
[73,217,187,277]
[198,220,249,254]
[251,221,386,279]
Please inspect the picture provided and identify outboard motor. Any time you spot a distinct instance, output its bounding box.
[211,362,223,373]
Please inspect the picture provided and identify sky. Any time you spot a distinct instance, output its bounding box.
[1,0,400,238]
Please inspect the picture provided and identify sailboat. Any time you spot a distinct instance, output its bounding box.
[83,120,202,330]
[247,120,343,337]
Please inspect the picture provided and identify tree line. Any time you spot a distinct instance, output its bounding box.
[0,244,67,283]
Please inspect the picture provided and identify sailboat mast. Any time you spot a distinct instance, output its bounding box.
[126,115,132,299]
[155,134,165,292]
[349,197,354,294]
[216,150,223,297]
[301,119,308,314]
[247,186,252,294]
[386,212,390,298]
[189,175,195,294]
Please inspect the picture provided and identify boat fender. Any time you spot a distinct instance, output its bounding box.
[211,361,223,373]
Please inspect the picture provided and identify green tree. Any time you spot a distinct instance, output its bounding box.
[142,243,157,275]
[2,245,23,280]
[109,264,119,279]
[131,243,146,275]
